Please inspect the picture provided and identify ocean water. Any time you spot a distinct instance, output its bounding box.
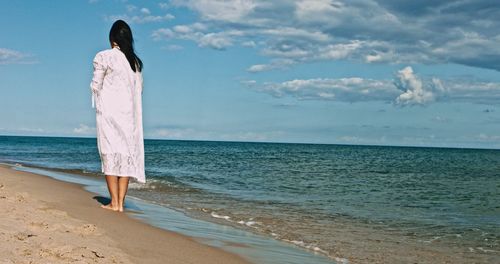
[0,135,499,263]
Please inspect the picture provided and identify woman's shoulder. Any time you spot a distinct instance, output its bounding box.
[93,48,123,66]
[94,48,116,59]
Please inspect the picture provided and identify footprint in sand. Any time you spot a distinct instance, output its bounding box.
[46,246,107,262]
[13,232,36,241]
[38,245,81,262]
[29,221,50,231]
[39,207,69,218]
[75,224,98,236]
[15,193,28,203]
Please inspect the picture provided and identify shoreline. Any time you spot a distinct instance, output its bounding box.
[0,164,251,263]
[1,135,499,263]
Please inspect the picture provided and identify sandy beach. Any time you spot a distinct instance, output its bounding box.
[0,164,250,264]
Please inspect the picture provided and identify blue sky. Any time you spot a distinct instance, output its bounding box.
[1,0,500,148]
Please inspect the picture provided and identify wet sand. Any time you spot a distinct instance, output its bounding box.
[0,164,250,264]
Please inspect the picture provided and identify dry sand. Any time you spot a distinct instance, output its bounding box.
[0,164,250,264]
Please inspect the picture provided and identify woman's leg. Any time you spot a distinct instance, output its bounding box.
[117,176,130,212]
[102,175,119,211]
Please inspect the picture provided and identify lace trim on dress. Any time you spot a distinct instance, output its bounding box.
[100,153,137,176]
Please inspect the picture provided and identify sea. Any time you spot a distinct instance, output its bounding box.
[0,135,498,263]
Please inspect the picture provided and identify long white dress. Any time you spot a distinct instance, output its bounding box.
[90,47,145,183]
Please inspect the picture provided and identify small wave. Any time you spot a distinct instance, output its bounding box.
[282,239,333,259]
[468,247,497,253]
[128,177,200,195]
[128,178,178,190]
[211,212,231,220]
[420,236,441,243]
[209,212,261,228]
[129,179,162,190]
[201,209,337,261]
[237,220,257,227]
[335,257,349,264]
[476,247,497,253]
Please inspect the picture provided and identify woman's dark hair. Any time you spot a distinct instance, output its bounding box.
[109,20,143,72]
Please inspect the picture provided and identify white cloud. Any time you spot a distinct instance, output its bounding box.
[260,27,330,42]
[19,127,45,133]
[247,59,295,72]
[365,53,382,63]
[172,0,257,23]
[198,32,234,50]
[73,124,95,135]
[158,3,169,10]
[241,41,257,48]
[247,64,269,72]
[261,45,309,59]
[0,48,35,65]
[250,77,397,102]
[140,7,151,15]
[219,131,280,142]
[394,66,435,105]
[106,5,174,24]
[107,13,174,24]
[158,0,500,71]
[240,80,257,86]
[152,24,242,50]
[247,66,500,105]
[151,128,196,139]
[152,28,175,40]
[315,41,362,60]
[337,135,387,145]
[477,133,500,142]
[295,0,343,24]
[126,5,137,12]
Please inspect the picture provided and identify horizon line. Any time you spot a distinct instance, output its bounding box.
[1,134,499,151]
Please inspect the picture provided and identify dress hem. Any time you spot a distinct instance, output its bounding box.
[101,170,146,183]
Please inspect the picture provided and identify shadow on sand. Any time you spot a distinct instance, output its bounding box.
[93,196,111,206]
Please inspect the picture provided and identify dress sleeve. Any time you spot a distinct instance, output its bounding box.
[139,71,144,94]
[90,52,107,108]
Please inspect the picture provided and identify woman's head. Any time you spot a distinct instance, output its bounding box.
[109,20,143,72]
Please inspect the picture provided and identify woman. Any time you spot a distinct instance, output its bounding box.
[90,20,145,212]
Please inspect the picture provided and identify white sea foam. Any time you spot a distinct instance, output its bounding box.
[420,236,441,243]
[237,220,257,227]
[211,212,231,220]
[476,247,496,253]
[335,257,349,264]
[245,221,256,226]
[128,179,159,190]
[289,240,305,246]
[283,239,330,256]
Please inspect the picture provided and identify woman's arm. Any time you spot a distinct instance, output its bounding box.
[90,52,107,108]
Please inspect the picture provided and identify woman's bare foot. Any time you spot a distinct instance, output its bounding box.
[101,204,120,211]
[117,202,125,212]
